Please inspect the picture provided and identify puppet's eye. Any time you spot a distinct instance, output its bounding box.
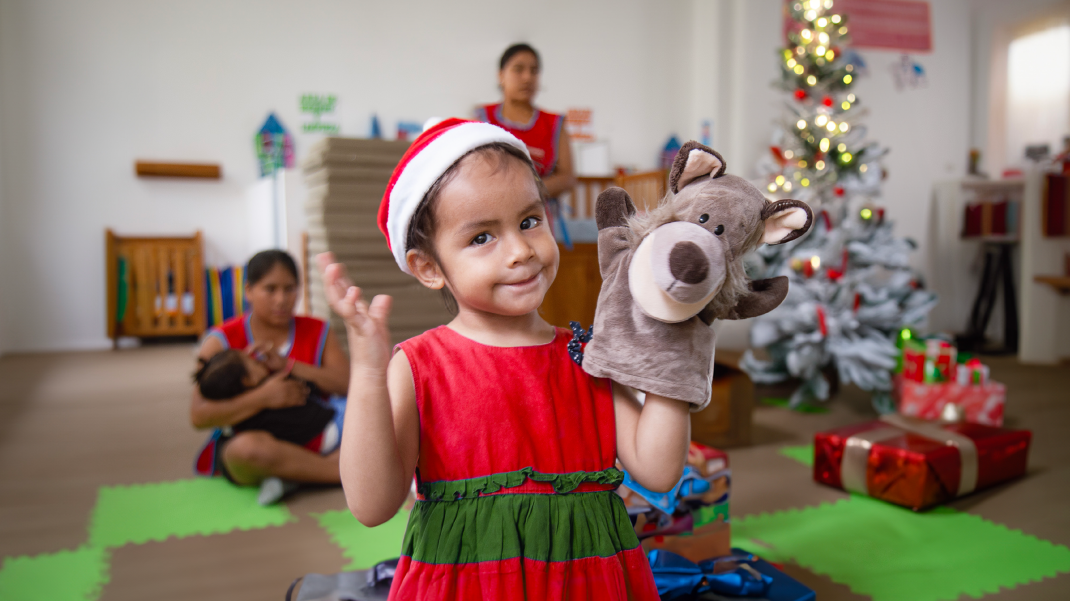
[714,224,725,235]
[698,214,709,223]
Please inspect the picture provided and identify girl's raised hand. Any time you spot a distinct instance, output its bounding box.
[316,253,394,372]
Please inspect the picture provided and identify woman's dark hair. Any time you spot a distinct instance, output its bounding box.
[406,142,548,315]
[194,349,249,401]
[499,43,540,71]
[247,250,299,286]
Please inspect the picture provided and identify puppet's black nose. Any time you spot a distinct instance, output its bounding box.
[669,241,709,284]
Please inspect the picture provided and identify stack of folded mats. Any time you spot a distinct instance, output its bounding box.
[618,442,732,561]
[302,138,454,346]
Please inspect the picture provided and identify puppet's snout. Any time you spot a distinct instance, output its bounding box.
[651,222,726,305]
[669,242,709,285]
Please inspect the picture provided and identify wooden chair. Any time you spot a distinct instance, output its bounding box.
[106,230,207,347]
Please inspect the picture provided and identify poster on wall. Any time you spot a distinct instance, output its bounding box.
[565,108,595,142]
[300,93,341,134]
[255,113,295,177]
[783,0,932,53]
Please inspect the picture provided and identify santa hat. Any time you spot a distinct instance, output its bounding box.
[378,118,531,274]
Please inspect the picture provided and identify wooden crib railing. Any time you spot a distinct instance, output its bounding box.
[106,230,206,347]
[561,169,668,219]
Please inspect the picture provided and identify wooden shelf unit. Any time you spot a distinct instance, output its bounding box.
[106,230,207,346]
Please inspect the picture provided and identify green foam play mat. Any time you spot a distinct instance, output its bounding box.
[778,443,815,467]
[88,478,295,547]
[314,509,410,570]
[0,546,110,601]
[732,494,1070,601]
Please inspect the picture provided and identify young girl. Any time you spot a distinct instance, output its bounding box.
[320,119,690,600]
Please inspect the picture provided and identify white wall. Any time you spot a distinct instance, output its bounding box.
[0,0,694,353]
[0,0,1047,353]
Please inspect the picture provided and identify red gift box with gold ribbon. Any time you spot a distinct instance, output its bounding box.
[814,415,1031,510]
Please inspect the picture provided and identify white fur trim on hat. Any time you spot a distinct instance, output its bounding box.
[386,122,530,274]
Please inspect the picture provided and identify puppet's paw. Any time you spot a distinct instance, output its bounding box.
[595,187,637,230]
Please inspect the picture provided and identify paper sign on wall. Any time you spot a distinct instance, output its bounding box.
[782,0,932,53]
[565,108,595,142]
[300,94,340,134]
[255,113,294,177]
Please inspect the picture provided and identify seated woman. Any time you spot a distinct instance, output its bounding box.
[190,250,349,502]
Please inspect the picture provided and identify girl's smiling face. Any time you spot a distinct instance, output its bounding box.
[413,152,558,318]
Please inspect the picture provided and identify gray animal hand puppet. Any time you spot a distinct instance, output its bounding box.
[581,141,813,410]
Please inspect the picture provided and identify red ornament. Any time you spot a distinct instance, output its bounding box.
[853,292,862,312]
[822,96,834,107]
[834,186,845,197]
[819,210,833,231]
[770,146,786,166]
[794,89,807,101]
[816,305,828,337]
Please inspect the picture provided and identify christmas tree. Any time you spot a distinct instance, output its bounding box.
[740,0,938,412]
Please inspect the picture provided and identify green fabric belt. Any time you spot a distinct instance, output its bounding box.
[402,489,640,564]
[417,466,625,501]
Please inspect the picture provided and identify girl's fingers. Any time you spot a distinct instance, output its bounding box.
[315,252,336,274]
[367,294,393,323]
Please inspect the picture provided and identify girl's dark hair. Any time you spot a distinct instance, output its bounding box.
[406,142,548,315]
[194,349,249,401]
[499,43,539,71]
[247,250,299,286]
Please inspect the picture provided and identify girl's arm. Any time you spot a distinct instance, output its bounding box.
[189,335,308,429]
[320,253,420,527]
[542,128,577,198]
[613,382,691,493]
[287,329,351,395]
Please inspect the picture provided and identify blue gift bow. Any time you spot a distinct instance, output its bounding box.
[648,549,773,599]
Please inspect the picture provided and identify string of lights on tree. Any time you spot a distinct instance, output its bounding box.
[741,0,937,412]
[763,0,884,203]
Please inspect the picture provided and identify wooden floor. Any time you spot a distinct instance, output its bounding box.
[0,345,1068,600]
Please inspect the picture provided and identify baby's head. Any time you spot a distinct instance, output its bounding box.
[378,119,558,317]
[194,349,270,401]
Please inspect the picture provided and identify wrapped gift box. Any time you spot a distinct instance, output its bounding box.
[648,548,815,601]
[814,415,1031,510]
[640,518,731,563]
[896,374,1006,426]
[621,441,732,561]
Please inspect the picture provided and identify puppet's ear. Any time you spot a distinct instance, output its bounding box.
[762,199,813,245]
[669,141,727,193]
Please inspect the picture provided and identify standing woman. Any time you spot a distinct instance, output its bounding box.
[190,250,349,496]
[476,43,577,198]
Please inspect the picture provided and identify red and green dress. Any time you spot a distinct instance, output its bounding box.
[389,326,659,600]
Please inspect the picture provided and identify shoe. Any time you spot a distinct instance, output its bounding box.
[258,477,299,505]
